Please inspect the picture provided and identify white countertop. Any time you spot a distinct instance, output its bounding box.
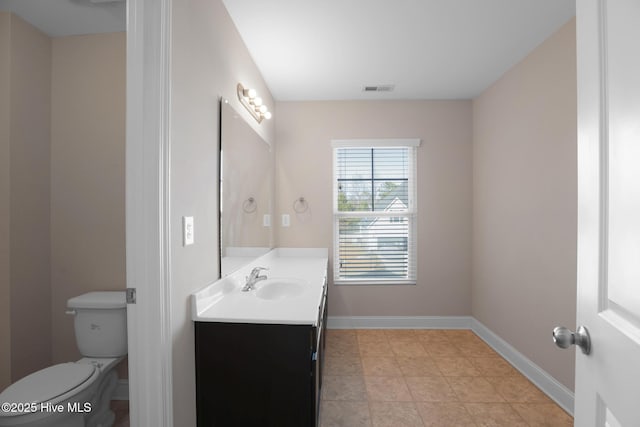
[192,248,328,325]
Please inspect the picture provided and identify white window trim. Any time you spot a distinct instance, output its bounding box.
[331,138,421,148]
[331,139,421,286]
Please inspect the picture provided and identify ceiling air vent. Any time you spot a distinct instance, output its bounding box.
[362,85,395,92]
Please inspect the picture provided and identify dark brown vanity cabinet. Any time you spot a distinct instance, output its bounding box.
[195,282,327,427]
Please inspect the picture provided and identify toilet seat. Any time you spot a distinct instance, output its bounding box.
[0,363,98,418]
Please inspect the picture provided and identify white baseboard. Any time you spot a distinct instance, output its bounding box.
[327,316,473,329]
[112,379,129,401]
[470,319,574,415]
[327,315,574,416]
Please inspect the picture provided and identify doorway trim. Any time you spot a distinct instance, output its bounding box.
[126,0,174,425]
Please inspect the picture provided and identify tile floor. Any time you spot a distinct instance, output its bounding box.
[320,329,573,427]
[111,400,130,427]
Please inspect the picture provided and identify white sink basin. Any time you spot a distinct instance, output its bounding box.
[256,278,307,300]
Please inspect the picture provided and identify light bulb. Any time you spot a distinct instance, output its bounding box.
[243,88,256,99]
[253,97,263,107]
[259,105,268,114]
[263,111,272,120]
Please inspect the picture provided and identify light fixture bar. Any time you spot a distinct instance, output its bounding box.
[237,83,272,123]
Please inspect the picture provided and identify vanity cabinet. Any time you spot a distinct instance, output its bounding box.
[195,278,327,427]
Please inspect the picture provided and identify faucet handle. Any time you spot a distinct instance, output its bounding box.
[251,266,269,274]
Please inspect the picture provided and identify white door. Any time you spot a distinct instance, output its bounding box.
[572,0,640,425]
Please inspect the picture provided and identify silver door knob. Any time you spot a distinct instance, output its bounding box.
[553,325,591,355]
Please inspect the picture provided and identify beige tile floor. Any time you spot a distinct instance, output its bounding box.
[320,329,573,427]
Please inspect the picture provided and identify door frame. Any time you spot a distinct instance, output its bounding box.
[126,0,174,425]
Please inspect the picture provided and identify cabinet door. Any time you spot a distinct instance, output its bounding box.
[195,322,314,426]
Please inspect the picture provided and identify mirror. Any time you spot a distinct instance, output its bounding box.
[219,100,274,276]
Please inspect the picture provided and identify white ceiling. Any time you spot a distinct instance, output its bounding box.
[222,0,576,100]
[0,0,575,100]
[0,0,125,37]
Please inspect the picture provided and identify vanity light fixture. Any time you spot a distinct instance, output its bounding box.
[237,83,272,123]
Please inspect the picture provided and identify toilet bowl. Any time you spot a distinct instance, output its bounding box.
[0,292,127,427]
[0,358,122,427]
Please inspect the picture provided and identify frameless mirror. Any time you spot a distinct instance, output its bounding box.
[219,100,273,276]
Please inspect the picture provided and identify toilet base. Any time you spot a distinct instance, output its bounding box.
[86,370,117,427]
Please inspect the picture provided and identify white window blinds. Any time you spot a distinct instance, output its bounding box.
[332,139,419,285]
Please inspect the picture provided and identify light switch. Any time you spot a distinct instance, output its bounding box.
[263,214,271,227]
[183,216,194,246]
[282,214,290,227]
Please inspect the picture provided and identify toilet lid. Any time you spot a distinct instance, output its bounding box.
[0,363,96,411]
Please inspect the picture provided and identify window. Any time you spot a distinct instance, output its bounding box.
[332,139,420,285]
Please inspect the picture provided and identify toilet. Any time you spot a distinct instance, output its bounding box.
[0,291,127,427]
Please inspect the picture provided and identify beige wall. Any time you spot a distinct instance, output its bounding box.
[472,19,577,390]
[9,13,52,382]
[50,32,126,364]
[0,13,53,385]
[0,12,11,390]
[0,16,125,389]
[170,0,275,424]
[275,101,473,317]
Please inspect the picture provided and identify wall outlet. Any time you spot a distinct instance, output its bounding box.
[282,214,290,227]
[183,216,194,246]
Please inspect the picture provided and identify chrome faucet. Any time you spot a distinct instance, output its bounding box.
[242,267,269,291]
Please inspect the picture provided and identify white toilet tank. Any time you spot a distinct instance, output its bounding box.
[67,291,128,358]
